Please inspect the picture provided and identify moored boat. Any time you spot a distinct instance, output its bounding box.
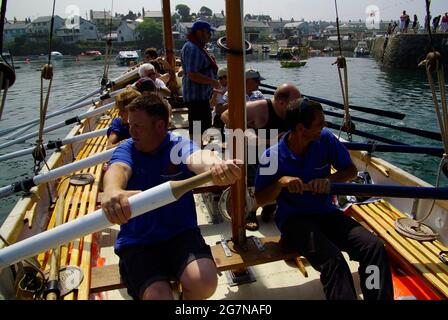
[77,50,103,61]
[115,51,139,66]
[354,41,370,57]
[280,60,307,68]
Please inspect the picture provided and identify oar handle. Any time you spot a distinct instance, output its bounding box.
[170,171,213,199]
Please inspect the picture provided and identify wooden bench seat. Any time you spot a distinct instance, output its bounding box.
[90,235,305,294]
[347,199,448,298]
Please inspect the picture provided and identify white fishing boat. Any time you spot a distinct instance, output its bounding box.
[115,51,139,67]
[354,41,370,57]
[0,0,447,303]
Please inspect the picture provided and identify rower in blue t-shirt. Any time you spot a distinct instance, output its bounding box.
[101,93,241,300]
[255,97,393,300]
[106,88,140,149]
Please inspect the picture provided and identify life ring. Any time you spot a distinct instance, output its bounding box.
[0,62,16,89]
[216,37,253,55]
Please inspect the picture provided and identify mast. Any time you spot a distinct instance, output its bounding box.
[161,0,177,94]
[225,0,247,246]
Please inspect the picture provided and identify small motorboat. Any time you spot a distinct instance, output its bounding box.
[280,60,307,68]
[116,51,139,66]
[51,51,63,60]
[354,41,370,57]
[77,50,103,61]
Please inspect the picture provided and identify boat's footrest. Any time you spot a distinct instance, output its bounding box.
[347,199,448,299]
[90,236,307,294]
[211,235,301,271]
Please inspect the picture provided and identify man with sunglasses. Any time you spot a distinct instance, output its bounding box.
[181,21,220,135]
[254,98,393,300]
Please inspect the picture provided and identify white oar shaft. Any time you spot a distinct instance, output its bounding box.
[112,69,139,85]
[61,88,102,110]
[0,147,115,198]
[0,182,176,269]
[0,128,108,162]
[0,102,114,150]
[0,88,125,137]
[33,148,115,185]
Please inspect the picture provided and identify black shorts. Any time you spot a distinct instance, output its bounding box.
[186,99,212,135]
[116,228,214,300]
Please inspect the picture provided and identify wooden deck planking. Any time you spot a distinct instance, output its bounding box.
[349,201,448,298]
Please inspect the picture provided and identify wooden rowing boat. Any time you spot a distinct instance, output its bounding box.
[0,0,447,301]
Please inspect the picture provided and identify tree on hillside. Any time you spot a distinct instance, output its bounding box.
[175,4,192,22]
[198,6,212,17]
[136,19,163,48]
[122,10,137,21]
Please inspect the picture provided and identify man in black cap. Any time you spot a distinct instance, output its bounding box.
[181,21,220,137]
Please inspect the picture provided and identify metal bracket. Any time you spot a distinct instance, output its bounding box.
[249,236,265,252]
[217,235,232,257]
[224,268,256,287]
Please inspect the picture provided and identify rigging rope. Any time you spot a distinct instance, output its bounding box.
[33,0,57,174]
[333,0,354,141]
[101,1,115,87]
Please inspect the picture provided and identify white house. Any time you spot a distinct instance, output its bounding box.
[142,10,163,21]
[117,20,141,42]
[28,16,64,37]
[56,16,99,44]
[4,21,29,42]
[172,21,194,40]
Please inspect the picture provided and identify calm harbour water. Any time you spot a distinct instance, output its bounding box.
[0,54,447,225]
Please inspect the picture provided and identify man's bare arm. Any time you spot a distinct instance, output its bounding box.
[102,163,140,225]
[186,150,242,186]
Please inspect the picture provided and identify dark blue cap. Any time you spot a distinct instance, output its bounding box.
[191,21,216,33]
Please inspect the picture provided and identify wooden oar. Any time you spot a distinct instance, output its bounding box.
[0,147,115,199]
[301,183,448,200]
[44,196,64,300]
[260,87,440,141]
[0,101,115,150]
[324,110,441,141]
[0,171,213,269]
[325,121,407,145]
[0,128,108,162]
[343,142,444,157]
[259,84,406,120]
[0,88,124,137]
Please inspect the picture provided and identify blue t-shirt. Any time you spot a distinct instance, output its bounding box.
[107,118,130,140]
[255,128,353,231]
[109,132,200,252]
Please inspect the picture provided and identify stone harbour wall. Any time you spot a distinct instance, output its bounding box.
[372,33,448,69]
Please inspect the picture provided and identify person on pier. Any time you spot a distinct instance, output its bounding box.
[254,98,394,300]
[101,94,242,300]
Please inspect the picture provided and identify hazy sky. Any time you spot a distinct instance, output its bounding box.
[5,0,446,22]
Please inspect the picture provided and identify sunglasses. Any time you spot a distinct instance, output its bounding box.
[218,76,227,80]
